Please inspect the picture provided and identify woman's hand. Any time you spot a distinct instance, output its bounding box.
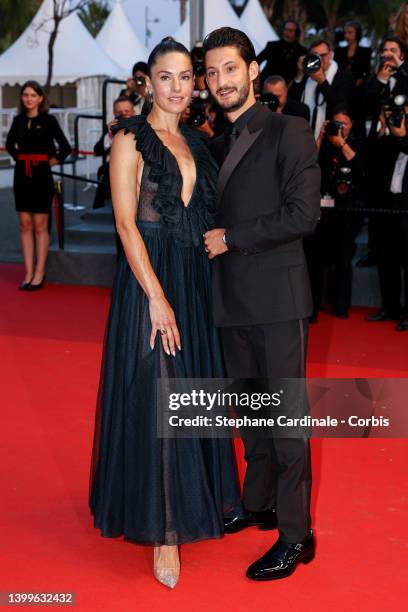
[149,295,181,356]
[49,157,59,166]
[328,133,346,148]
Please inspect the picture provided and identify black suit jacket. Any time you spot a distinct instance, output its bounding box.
[334,45,372,81]
[283,99,310,122]
[257,40,307,85]
[365,62,408,138]
[210,104,321,327]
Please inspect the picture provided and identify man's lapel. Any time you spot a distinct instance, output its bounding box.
[217,104,270,203]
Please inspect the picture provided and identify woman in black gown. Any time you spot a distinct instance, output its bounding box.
[6,81,72,290]
[89,38,242,588]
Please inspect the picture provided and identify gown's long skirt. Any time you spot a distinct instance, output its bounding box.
[89,222,242,545]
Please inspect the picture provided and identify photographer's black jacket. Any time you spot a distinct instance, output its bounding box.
[289,67,354,116]
[257,39,307,85]
[209,103,321,327]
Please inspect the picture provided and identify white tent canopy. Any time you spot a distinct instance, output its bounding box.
[0,0,123,86]
[97,0,149,72]
[174,0,262,53]
[122,0,182,51]
[240,0,278,49]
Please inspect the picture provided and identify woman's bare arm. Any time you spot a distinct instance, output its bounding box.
[110,130,181,354]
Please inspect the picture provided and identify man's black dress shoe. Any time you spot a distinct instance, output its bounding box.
[246,532,315,581]
[365,309,400,322]
[396,318,408,331]
[223,509,277,534]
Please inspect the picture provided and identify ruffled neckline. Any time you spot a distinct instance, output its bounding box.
[112,115,217,246]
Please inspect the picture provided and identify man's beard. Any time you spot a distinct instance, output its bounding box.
[216,78,251,112]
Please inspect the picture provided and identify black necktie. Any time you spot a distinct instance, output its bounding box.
[311,87,320,133]
[227,124,239,153]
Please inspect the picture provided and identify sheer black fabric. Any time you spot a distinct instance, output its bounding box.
[89,116,242,545]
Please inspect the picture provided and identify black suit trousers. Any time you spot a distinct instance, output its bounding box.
[220,319,312,543]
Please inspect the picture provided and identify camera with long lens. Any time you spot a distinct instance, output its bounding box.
[133,75,146,86]
[189,98,208,127]
[378,54,397,75]
[259,92,280,112]
[383,94,407,128]
[303,53,322,76]
[325,120,345,137]
[193,61,206,77]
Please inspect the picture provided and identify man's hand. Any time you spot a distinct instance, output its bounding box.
[203,228,228,259]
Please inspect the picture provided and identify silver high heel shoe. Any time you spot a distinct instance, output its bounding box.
[153,546,180,589]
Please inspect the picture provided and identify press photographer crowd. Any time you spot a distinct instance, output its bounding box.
[5,4,408,332]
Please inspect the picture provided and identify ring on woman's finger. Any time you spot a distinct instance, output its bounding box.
[160,328,167,335]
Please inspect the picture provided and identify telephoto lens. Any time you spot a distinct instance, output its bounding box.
[303,53,322,75]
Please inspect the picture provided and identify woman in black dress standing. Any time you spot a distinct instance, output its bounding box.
[6,81,72,290]
[89,38,242,589]
[334,22,371,127]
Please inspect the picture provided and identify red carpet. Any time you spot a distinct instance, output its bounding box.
[1,263,407,611]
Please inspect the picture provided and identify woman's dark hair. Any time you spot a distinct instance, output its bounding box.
[284,19,301,39]
[344,20,362,42]
[19,80,48,114]
[147,36,191,76]
[331,103,353,120]
[203,27,256,66]
[379,35,407,57]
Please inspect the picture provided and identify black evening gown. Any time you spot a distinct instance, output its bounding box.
[89,116,242,545]
[5,112,72,213]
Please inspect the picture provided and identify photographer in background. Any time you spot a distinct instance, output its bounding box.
[304,105,366,321]
[257,20,307,85]
[262,75,310,121]
[119,61,148,114]
[334,21,371,127]
[361,37,408,269]
[93,96,134,209]
[289,39,355,139]
[365,97,408,330]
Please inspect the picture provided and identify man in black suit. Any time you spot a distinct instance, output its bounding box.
[263,75,310,121]
[289,39,355,140]
[257,20,307,85]
[203,27,321,581]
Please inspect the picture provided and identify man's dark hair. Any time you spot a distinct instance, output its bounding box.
[113,95,134,108]
[309,39,331,52]
[132,61,148,76]
[203,27,256,66]
[147,37,191,76]
[379,35,407,57]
